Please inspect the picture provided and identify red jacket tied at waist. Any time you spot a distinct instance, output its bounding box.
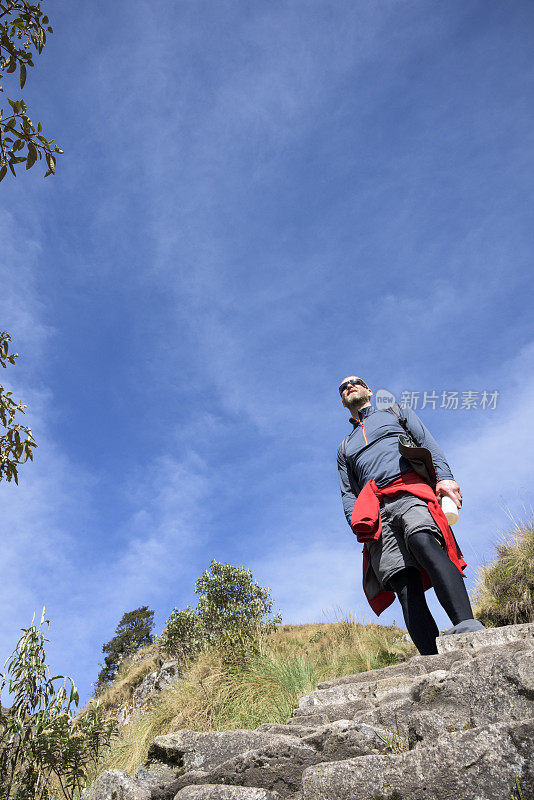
[351,471,467,616]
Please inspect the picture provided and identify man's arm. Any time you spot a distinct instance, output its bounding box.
[403,406,462,508]
[337,445,357,527]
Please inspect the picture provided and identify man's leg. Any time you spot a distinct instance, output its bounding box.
[407,531,474,625]
[388,567,440,655]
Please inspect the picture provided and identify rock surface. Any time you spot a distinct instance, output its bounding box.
[84,622,534,800]
[117,660,183,726]
[436,620,534,653]
[81,769,152,800]
[173,788,282,799]
[301,718,534,800]
[141,729,306,780]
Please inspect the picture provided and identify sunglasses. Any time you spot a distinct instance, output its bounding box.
[339,378,368,396]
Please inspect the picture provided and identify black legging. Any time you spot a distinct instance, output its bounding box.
[388,531,475,655]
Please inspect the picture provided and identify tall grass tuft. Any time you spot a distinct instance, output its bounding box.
[472,515,534,627]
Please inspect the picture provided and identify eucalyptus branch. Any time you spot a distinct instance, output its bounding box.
[0,331,38,483]
[0,0,61,181]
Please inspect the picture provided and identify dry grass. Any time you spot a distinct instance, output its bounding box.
[472,515,534,627]
[85,618,414,780]
[88,643,161,715]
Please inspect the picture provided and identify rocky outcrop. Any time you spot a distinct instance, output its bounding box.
[82,623,534,800]
[117,661,183,726]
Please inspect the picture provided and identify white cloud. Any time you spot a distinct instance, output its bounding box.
[442,339,534,574]
[0,209,210,702]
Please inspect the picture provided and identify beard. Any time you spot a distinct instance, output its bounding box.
[345,388,369,413]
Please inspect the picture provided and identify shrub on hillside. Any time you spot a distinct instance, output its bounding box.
[0,609,118,799]
[159,561,282,663]
[157,605,205,665]
[472,516,534,627]
[195,561,282,641]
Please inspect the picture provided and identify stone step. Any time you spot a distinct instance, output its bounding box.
[296,671,420,712]
[316,649,467,690]
[141,729,304,781]
[300,719,392,760]
[289,697,375,724]
[289,640,534,744]
[82,624,534,800]
[354,641,534,744]
[173,787,283,800]
[437,620,534,653]
[293,658,469,720]
[300,717,534,800]
[254,723,318,738]
[150,740,321,799]
[284,712,333,728]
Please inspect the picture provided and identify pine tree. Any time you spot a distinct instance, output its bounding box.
[95,606,154,692]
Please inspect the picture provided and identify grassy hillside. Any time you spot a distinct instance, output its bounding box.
[86,618,414,780]
[472,515,534,627]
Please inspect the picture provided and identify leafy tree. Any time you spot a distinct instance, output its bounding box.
[0,331,37,484]
[1,0,63,182]
[0,608,118,799]
[95,606,155,692]
[160,561,282,663]
[195,561,282,642]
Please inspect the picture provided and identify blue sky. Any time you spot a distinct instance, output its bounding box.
[1,0,534,705]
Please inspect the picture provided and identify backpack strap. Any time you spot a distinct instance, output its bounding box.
[388,403,437,485]
[388,402,419,446]
[340,434,360,494]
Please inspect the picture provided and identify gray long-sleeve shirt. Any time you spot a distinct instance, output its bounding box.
[337,404,454,526]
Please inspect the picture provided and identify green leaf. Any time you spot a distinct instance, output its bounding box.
[0,165,7,182]
[45,152,55,175]
[19,62,26,89]
[26,141,37,169]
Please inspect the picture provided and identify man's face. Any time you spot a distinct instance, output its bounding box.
[339,376,372,410]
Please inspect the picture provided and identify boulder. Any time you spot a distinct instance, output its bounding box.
[81,769,152,800]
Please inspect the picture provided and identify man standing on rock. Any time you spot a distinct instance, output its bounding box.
[337,376,484,655]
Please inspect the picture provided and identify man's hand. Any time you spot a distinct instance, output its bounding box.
[435,479,462,509]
